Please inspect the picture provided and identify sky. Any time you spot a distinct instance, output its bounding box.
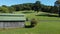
[0,0,56,6]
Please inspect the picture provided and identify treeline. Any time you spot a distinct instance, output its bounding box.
[0,5,15,13]
[0,1,58,13]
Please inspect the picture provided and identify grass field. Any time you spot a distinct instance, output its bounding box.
[0,10,60,34]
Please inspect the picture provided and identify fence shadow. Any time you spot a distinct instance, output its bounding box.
[36,14,58,17]
[22,12,34,14]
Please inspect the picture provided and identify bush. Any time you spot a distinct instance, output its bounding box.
[31,18,37,27]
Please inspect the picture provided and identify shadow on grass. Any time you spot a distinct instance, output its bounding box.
[22,12,34,14]
[25,25,34,28]
[36,14,58,17]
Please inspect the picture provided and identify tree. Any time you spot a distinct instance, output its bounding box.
[31,18,37,27]
[0,5,10,13]
[0,7,9,13]
[33,1,41,13]
[8,7,15,13]
[58,6,60,17]
[0,5,14,13]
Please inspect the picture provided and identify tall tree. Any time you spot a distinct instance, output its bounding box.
[33,1,41,13]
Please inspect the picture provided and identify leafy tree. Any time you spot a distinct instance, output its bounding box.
[0,7,9,13]
[8,7,15,13]
[33,1,41,13]
[0,5,15,13]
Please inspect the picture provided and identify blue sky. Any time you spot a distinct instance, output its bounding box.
[0,0,56,6]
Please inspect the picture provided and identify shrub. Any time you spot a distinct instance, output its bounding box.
[31,18,37,27]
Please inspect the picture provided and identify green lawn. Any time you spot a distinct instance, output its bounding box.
[0,11,60,34]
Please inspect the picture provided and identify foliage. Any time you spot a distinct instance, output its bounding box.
[32,1,41,12]
[0,5,14,13]
[0,7,9,13]
[31,18,37,27]
[0,1,59,14]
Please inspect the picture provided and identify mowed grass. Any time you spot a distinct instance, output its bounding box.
[0,10,60,34]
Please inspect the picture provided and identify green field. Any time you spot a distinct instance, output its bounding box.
[0,11,60,34]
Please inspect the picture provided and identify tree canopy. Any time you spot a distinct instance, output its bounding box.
[0,1,58,14]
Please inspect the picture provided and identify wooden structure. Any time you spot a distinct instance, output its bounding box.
[0,14,26,28]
